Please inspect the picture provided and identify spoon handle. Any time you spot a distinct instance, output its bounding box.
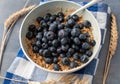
[71,0,102,16]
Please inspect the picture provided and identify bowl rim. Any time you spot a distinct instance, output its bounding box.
[19,0,101,74]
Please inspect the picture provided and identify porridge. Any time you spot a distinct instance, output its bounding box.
[25,11,96,71]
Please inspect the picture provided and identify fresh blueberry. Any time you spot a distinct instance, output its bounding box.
[73,53,80,60]
[36,32,43,40]
[72,44,76,49]
[60,53,66,58]
[45,58,53,64]
[42,43,48,49]
[61,45,69,52]
[42,37,48,43]
[41,22,49,28]
[37,26,43,32]
[73,37,81,45]
[52,53,58,57]
[50,15,56,22]
[70,62,78,68]
[42,49,51,57]
[52,39,59,47]
[58,29,69,38]
[79,34,87,41]
[58,24,64,30]
[61,38,68,45]
[57,37,61,41]
[57,12,64,17]
[46,31,55,40]
[44,15,50,22]
[48,41,52,46]
[35,41,41,48]
[33,29,38,37]
[26,31,34,39]
[49,47,56,52]
[28,24,36,32]
[32,46,39,53]
[57,47,62,54]
[74,47,80,51]
[82,42,91,50]
[53,21,60,26]
[53,57,58,63]
[62,57,70,65]
[89,40,96,46]
[47,21,52,26]
[40,20,45,24]
[79,54,82,57]
[46,13,51,17]
[39,49,44,56]
[73,24,80,29]
[71,14,79,21]
[68,48,75,55]
[70,37,74,40]
[86,39,90,43]
[43,28,48,32]
[66,16,71,21]
[64,28,71,36]
[86,50,93,57]
[49,23,57,32]
[84,32,90,37]
[67,18,75,26]
[79,49,85,54]
[64,23,71,28]
[79,23,84,29]
[84,20,91,28]
[80,55,89,63]
[36,17,43,23]
[54,64,60,71]
[43,31,48,37]
[71,28,81,37]
[72,44,79,51]
[66,52,72,57]
[58,16,64,22]
[64,28,71,35]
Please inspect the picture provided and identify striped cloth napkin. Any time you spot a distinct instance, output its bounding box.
[3,1,111,84]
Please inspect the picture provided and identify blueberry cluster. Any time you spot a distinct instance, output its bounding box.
[26,12,96,71]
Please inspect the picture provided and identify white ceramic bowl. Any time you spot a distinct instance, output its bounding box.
[19,1,101,73]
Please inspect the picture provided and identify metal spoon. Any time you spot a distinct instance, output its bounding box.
[71,0,103,16]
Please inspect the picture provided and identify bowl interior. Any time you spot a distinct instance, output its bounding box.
[19,1,101,73]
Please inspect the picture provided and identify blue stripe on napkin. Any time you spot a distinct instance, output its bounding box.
[80,2,98,12]
[17,49,24,58]
[4,72,28,84]
[4,72,13,84]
